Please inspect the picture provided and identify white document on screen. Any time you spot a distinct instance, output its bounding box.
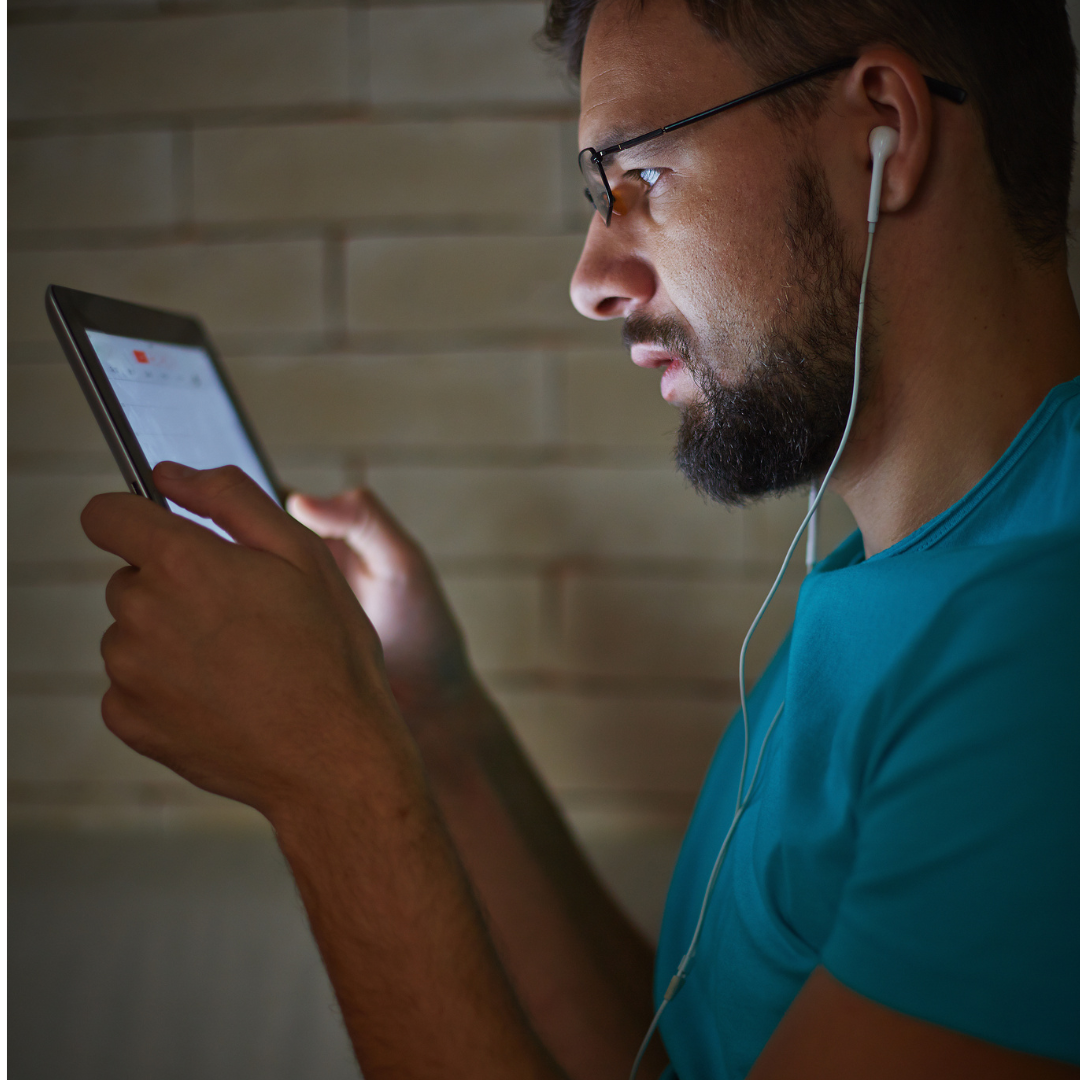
[87,330,278,542]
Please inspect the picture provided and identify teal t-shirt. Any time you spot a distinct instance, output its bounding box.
[655,378,1080,1078]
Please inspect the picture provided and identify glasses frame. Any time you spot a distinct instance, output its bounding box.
[579,57,967,225]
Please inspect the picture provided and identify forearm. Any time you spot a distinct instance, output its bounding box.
[281,486,663,1075]
[405,680,666,1080]
[271,735,565,1080]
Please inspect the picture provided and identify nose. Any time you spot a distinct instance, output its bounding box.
[570,213,658,320]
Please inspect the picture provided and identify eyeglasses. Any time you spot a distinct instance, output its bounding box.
[579,57,967,225]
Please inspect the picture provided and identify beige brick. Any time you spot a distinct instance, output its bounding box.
[369,2,574,106]
[742,487,858,564]
[13,0,153,10]
[559,120,595,231]
[813,488,858,559]
[367,465,741,560]
[570,817,686,941]
[741,491,810,563]
[8,365,345,492]
[229,351,550,450]
[8,466,344,566]
[9,472,126,564]
[346,233,610,338]
[442,574,545,672]
[10,9,351,120]
[9,363,108,454]
[494,689,733,795]
[273,461,351,500]
[565,349,678,447]
[9,241,324,343]
[10,132,175,231]
[9,583,110,675]
[9,694,176,786]
[194,120,563,224]
[559,575,799,681]
[6,572,531,688]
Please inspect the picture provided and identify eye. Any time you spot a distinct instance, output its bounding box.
[624,167,663,188]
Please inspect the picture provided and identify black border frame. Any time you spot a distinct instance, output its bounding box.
[45,284,284,509]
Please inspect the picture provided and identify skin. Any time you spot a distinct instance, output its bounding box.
[79,0,1080,1076]
[571,0,1080,553]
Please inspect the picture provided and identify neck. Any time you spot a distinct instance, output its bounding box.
[832,236,1080,558]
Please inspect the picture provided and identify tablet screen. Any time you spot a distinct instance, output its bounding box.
[86,329,279,541]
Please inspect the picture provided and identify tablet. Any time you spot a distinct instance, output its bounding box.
[46,285,282,543]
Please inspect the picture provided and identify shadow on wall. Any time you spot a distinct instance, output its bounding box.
[8,828,359,1080]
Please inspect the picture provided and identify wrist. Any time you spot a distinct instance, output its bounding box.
[262,693,432,843]
[402,677,508,784]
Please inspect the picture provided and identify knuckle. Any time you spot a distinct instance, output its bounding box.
[100,688,126,736]
[117,586,153,630]
[100,625,138,683]
[101,688,152,755]
[155,532,201,582]
[104,566,136,615]
[353,487,383,522]
[206,464,249,495]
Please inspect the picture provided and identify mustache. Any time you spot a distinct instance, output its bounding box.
[621,312,695,365]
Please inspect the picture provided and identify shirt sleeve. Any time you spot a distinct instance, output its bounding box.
[820,533,1080,1065]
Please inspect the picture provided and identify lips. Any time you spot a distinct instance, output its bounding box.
[630,343,694,404]
[630,344,682,369]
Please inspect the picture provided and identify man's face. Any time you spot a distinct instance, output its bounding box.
[571,0,865,504]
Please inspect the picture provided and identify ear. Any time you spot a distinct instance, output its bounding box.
[843,47,935,216]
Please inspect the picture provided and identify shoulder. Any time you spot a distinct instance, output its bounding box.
[879,529,1078,714]
[821,532,1080,1063]
[854,530,1080,791]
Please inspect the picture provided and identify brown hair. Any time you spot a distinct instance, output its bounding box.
[543,0,1076,261]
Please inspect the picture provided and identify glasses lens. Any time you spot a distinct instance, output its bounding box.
[578,148,612,224]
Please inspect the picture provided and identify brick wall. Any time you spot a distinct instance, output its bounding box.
[11,0,1077,928]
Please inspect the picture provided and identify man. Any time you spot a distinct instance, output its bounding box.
[80,0,1080,1076]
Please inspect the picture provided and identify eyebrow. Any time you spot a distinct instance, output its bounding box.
[588,125,693,157]
[589,127,637,151]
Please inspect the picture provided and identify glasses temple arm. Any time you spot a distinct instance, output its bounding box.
[593,61,966,162]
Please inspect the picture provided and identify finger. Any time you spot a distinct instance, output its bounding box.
[287,488,420,578]
[321,536,363,581]
[101,683,165,762]
[104,564,140,618]
[154,462,315,567]
[82,489,218,568]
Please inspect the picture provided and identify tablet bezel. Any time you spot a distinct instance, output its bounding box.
[46,284,283,509]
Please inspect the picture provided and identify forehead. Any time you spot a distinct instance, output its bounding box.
[578,0,753,148]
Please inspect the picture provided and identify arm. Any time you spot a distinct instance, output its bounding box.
[288,489,665,1080]
[750,968,1080,1079]
[81,465,663,1080]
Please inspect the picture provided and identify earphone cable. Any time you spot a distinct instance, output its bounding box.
[735,228,874,808]
[626,226,877,1080]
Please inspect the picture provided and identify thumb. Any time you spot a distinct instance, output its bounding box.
[154,462,313,566]
[287,489,418,578]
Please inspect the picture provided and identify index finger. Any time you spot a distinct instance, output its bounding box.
[81,489,224,569]
[151,462,320,569]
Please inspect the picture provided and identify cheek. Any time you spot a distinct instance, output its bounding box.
[652,183,788,339]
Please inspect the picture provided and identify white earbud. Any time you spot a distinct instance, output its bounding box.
[867,126,900,227]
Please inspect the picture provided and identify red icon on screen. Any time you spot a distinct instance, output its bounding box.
[134,350,149,364]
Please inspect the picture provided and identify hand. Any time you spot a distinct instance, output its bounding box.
[82,462,422,821]
[287,489,476,720]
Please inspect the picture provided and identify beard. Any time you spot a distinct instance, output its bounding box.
[624,158,868,506]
